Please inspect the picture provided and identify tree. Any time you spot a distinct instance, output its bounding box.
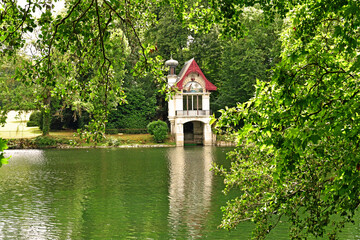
[0,53,34,167]
[173,0,360,239]
[1,0,165,140]
[213,7,282,113]
[144,5,190,63]
[107,85,157,130]
[0,54,36,122]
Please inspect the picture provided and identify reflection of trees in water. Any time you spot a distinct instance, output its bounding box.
[168,147,213,239]
[0,150,51,239]
[0,150,90,239]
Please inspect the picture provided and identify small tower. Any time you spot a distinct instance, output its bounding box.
[165,57,179,135]
[165,57,217,146]
[165,57,179,87]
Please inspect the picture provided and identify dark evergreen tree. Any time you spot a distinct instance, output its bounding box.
[107,86,157,131]
[213,7,282,113]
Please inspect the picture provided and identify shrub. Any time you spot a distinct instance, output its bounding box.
[34,136,58,147]
[106,137,120,146]
[147,120,169,143]
[27,111,41,127]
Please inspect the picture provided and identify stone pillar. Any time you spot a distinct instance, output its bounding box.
[169,118,175,134]
[168,97,176,119]
[203,123,212,146]
[176,122,184,146]
[202,94,210,111]
[175,94,183,116]
[168,96,176,136]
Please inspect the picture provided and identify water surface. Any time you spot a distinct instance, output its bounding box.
[0,147,358,239]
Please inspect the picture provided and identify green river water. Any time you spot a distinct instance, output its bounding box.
[0,147,359,239]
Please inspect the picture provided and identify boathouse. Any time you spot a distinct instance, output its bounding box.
[165,58,217,146]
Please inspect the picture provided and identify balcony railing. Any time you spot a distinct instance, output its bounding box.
[176,110,211,116]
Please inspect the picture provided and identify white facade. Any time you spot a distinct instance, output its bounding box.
[166,58,217,146]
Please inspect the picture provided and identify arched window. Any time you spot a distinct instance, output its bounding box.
[183,81,203,93]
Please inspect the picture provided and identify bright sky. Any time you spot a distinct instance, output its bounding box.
[15,0,66,57]
[17,0,65,17]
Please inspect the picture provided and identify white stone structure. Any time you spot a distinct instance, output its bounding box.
[165,58,217,146]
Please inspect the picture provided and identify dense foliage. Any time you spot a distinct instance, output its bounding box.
[0,54,36,127]
[26,111,41,127]
[26,109,89,130]
[172,0,360,239]
[147,120,168,143]
[1,0,165,140]
[213,7,282,113]
[0,138,9,167]
[107,86,157,130]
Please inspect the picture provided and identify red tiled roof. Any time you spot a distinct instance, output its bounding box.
[176,59,217,91]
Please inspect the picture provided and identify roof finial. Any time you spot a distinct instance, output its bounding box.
[165,55,179,67]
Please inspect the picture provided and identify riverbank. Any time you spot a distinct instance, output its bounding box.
[0,111,233,149]
[6,133,176,149]
[0,111,175,149]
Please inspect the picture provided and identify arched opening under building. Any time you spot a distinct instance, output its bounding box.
[183,121,204,145]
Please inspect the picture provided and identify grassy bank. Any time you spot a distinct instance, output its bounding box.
[0,111,42,139]
[0,111,175,149]
[6,131,175,149]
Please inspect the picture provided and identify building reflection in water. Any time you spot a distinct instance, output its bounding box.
[167,146,213,239]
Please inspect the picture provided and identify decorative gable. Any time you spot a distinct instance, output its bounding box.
[176,59,217,91]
